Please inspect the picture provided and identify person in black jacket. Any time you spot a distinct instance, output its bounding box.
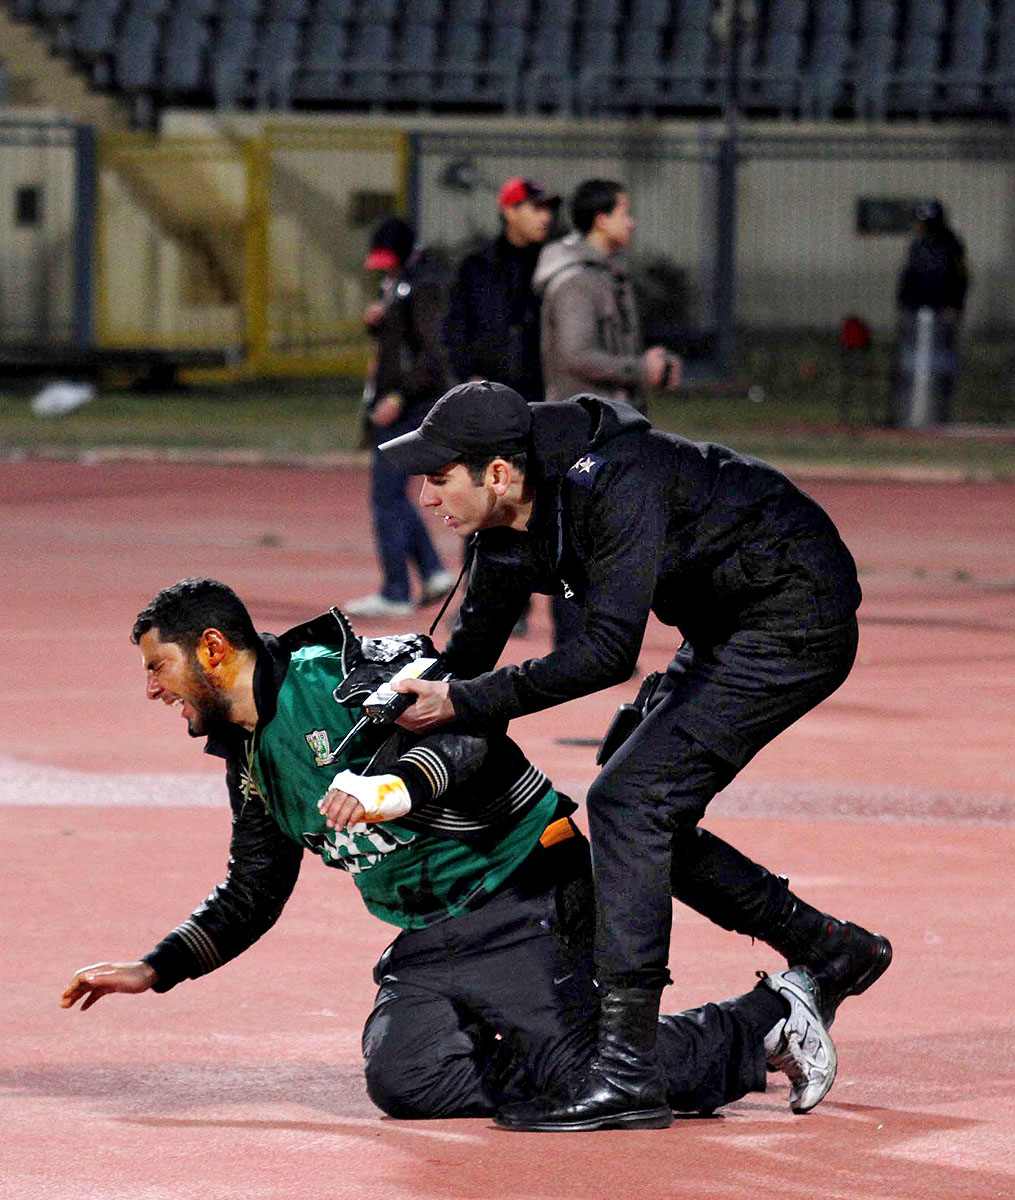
[897,200,968,319]
[894,200,969,424]
[443,177,560,404]
[443,178,561,641]
[346,216,455,620]
[61,578,839,1123]
[379,381,892,1132]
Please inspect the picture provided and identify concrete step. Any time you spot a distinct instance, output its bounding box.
[0,8,127,128]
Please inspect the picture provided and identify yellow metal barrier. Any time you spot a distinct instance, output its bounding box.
[95,125,410,380]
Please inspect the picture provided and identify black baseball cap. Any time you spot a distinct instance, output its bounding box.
[379,380,532,475]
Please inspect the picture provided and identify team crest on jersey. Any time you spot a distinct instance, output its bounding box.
[305,728,332,767]
[567,453,603,488]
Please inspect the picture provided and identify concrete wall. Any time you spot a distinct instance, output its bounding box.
[0,115,77,344]
[4,111,1013,355]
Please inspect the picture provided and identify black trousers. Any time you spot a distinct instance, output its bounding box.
[361,877,775,1119]
[587,618,859,988]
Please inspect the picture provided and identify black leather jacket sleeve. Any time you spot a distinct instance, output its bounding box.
[375,725,490,804]
[141,756,304,993]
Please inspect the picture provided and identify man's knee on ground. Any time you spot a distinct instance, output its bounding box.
[364,1047,440,1119]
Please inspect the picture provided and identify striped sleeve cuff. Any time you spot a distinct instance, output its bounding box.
[142,918,223,992]
[391,744,451,806]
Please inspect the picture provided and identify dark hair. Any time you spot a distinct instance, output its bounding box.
[454,451,528,485]
[571,179,624,235]
[131,578,259,652]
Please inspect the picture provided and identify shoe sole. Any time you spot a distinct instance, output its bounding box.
[494,1107,674,1133]
[791,1055,838,1115]
[823,934,893,1025]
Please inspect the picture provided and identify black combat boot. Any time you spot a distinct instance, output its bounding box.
[494,986,673,1132]
[760,898,893,1027]
[671,828,892,1026]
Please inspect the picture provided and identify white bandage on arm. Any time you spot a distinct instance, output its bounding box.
[327,770,412,822]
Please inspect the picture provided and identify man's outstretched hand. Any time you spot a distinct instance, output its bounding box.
[61,961,157,1011]
[393,678,456,732]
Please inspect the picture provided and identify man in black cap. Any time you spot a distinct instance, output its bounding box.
[377,380,891,1132]
[346,216,455,620]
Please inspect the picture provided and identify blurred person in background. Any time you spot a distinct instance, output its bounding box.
[897,199,968,322]
[894,199,969,424]
[443,176,560,404]
[443,176,561,639]
[347,216,456,619]
[533,179,681,416]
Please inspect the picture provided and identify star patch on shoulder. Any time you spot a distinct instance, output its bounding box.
[567,453,603,488]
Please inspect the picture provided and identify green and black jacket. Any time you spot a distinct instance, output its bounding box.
[142,609,564,992]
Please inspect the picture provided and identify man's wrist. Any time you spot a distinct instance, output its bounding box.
[328,771,412,821]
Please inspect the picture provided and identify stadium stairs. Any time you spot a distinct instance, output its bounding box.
[0,5,127,127]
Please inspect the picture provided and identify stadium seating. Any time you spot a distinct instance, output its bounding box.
[853,0,897,120]
[162,10,209,97]
[5,0,1014,124]
[757,0,806,113]
[947,0,991,110]
[895,0,946,112]
[804,0,852,119]
[993,0,1015,116]
[668,0,715,109]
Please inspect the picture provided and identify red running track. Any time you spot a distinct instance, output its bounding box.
[1,460,1013,1199]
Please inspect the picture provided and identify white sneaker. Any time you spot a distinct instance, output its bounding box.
[345,593,413,618]
[760,967,837,1114]
[419,569,457,604]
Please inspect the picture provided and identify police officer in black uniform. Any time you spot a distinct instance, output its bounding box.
[379,381,892,1132]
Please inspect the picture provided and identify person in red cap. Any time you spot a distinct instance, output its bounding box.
[443,177,560,405]
[347,216,456,620]
[442,177,562,639]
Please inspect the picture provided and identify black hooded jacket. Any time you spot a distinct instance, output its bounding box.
[444,397,861,729]
[897,224,968,314]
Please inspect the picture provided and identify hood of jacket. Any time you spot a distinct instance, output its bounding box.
[528,394,651,481]
[532,233,629,297]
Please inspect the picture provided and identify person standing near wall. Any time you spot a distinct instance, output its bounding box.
[894,199,969,425]
[534,179,681,415]
[347,216,456,619]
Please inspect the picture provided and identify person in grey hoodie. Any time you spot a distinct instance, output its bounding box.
[533,179,681,414]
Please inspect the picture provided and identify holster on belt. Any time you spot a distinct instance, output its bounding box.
[596,670,664,766]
